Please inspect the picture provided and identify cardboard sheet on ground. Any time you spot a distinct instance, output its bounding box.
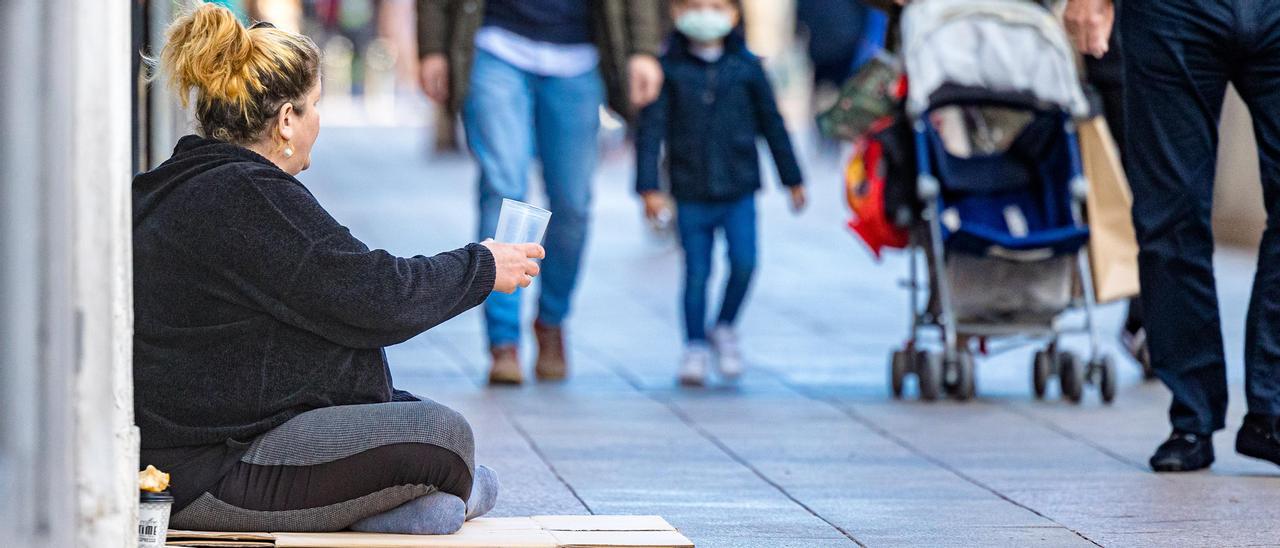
[166,515,694,548]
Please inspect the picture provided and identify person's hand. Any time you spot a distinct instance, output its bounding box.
[789,185,807,213]
[479,239,544,294]
[419,54,450,104]
[641,191,671,221]
[628,54,664,109]
[1064,0,1115,58]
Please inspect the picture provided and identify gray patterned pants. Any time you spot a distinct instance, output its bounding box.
[170,399,476,532]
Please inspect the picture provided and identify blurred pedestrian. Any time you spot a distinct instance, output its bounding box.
[1068,0,1280,472]
[1073,7,1153,381]
[416,0,664,385]
[796,0,878,89]
[636,0,806,386]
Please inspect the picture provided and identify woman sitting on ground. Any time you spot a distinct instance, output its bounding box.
[133,2,543,534]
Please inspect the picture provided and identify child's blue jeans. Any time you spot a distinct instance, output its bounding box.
[676,195,758,342]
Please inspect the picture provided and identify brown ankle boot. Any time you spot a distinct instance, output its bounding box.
[534,321,568,381]
[488,345,523,385]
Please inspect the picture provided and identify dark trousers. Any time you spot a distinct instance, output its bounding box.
[676,195,758,342]
[1123,0,1280,434]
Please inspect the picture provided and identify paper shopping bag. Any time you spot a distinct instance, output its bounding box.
[1079,116,1141,304]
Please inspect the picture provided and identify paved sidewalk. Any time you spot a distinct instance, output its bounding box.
[302,127,1280,547]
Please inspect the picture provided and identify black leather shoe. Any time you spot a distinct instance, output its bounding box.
[1236,413,1280,467]
[1150,431,1214,472]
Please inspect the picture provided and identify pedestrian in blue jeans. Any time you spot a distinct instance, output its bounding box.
[416,0,665,384]
[636,0,806,386]
[1068,0,1280,472]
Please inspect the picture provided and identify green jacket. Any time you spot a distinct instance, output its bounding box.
[416,0,663,120]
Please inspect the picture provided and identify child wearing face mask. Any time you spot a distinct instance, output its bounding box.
[635,0,806,387]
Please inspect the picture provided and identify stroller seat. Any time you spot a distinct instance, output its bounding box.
[922,93,1089,259]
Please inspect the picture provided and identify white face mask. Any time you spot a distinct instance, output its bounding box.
[676,9,734,43]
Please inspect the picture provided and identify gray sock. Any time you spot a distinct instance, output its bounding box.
[348,491,465,535]
[466,465,499,521]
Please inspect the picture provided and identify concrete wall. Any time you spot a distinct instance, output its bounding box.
[0,0,136,545]
[74,0,139,544]
[72,0,140,545]
[0,1,76,545]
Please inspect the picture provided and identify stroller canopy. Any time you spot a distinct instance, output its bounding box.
[901,0,1089,117]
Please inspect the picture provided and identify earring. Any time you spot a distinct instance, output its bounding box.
[283,146,294,158]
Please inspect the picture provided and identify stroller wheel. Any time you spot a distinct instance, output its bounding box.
[890,349,910,398]
[1032,350,1052,399]
[953,351,976,401]
[1097,356,1117,404]
[1058,352,1084,404]
[917,351,943,401]
[942,360,959,396]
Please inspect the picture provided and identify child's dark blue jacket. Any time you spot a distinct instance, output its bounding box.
[635,31,803,202]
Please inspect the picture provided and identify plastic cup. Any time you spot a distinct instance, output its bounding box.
[494,199,552,244]
[138,490,173,548]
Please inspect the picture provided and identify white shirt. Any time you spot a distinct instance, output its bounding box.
[474,26,600,78]
[690,44,725,63]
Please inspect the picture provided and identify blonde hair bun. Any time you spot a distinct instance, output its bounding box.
[152,1,319,143]
[161,2,258,109]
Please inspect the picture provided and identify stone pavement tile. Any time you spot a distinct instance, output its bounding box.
[1001,480,1280,526]
[591,349,808,392]
[844,399,1133,468]
[488,385,852,544]
[1006,382,1280,478]
[688,536,855,548]
[973,470,1280,545]
[801,495,1055,527]
[835,398,1280,544]
[415,327,640,390]
[547,459,787,495]
[847,526,1094,547]
[584,500,854,546]
[755,360,887,391]
[385,338,472,378]
[410,321,489,374]
[1001,380,1175,462]
[1084,519,1280,548]
[388,376,589,517]
[664,390,1084,545]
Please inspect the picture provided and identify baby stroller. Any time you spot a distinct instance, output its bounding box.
[888,0,1116,403]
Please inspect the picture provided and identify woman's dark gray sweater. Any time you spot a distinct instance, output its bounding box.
[133,136,495,506]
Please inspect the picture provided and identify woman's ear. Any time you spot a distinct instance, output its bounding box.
[277,102,296,144]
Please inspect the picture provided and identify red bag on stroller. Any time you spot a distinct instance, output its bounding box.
[846,117,911,258]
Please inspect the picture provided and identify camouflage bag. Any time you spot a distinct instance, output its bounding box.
[816,54,905,142]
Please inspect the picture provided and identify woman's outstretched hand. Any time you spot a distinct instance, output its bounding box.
[480,240,545,294]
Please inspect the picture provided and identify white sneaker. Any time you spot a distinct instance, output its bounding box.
[709,325,743,381]
[678,344,712,386]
